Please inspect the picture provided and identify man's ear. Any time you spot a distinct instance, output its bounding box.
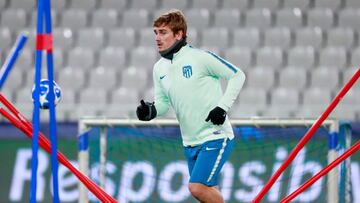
[175,30,184,40]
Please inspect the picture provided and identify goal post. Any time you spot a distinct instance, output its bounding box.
[77,118,353,203]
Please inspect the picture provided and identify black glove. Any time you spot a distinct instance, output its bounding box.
[136,100,157,121]
[205,106,227,125]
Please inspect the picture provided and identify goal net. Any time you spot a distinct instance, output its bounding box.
[77,118,353,203]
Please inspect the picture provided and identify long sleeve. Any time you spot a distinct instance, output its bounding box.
[153,67,170,116]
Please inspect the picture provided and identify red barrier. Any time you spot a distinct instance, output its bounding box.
[0,94,117,203]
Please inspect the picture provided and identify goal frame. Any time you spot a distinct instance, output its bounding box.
[77,118,351,203]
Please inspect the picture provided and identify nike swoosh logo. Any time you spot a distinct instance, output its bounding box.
[205,147,218,151]
[160,75,166,80]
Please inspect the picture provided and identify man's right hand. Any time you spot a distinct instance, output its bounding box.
[136,100,157,121]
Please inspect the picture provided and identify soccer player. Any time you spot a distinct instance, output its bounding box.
[136,9,246,203]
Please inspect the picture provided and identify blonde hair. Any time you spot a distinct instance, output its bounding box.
[153,9,187,38]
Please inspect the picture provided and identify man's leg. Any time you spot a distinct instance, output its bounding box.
[187,138,234,202]
[188,183,224,203]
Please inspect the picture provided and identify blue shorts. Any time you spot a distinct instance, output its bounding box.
[184,138,234,186]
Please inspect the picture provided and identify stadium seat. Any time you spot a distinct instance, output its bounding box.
[60,9,87,30]
[15,48,34,68]
[130,0,158,9]
[2,68,24,91]
[120,67,148,90]
[99,0,127,10]
[222,0,249,11]
[139,28,156,48]
[338,9,360,31]
[213,9,241,29]
[319,47,347,68]
[98,47,126,69]
[0,0,6,10]
[295,27,324,49]
[186,28,199,46]
[314,0,341,9]
[256,47,283,69]
[253,0,280,11]
[69,0,96,11]
[223,47,252,70]
[245,9,272,29]
[30,10,58,27]
[331,89,360,120]
[160,0,188,9]
[53,28,74,50]
[42,49,64,69]
[0,28,12,50]
[52,0,67,11]
[232,28,261,50]
[231,87,267,117]
[8,0,35,12]
[326,28,355,49]
[307,8,334,30]
[185,9,211,29]
[67,48,95,69]
[343,67,360,89]
[58,67,86,91]
[1,9,27,31]
[350,47,360,66]
[303,87,332,107]
[108,28,136,49]
[129,47,158,68]
[246,67,275,90]
[345,0,360,8]
[76,28,105,50]
[88,67,118,90]
[278,67,307,90]
[287,46,316,69]
[91,9,118,29]
[295,88,331,118]
[201,28,229,49]
[78,87,108,109]
[283,0,310,10]
[264,27,291,49]
[192,0,218,10]
[266,87,300,117]
[310,67,339,90]
[122,9,150,29]
[110,87,139,105]
[276,8,303,30]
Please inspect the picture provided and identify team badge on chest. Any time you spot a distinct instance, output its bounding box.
[182,65,192,78]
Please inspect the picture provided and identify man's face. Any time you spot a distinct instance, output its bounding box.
[154,25,183,52]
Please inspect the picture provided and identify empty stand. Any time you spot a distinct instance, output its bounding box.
[307,8,334,30]
[326,28,355,49]
[60,9,88,30]
[224,47,252,70]
[99,0,127,10]
[319,47,347,68]
[57,67,86,91]
[192,0,218,10]
[53,28,74,50]
[222,0,249,11]
[213,9,241,29]
[69,0,97,11]
[338,8,360,31]
[185,9,211,29]
[245,9,272,29]
[8,0,35,12]
[246,67,276,90]
[88,67,118,90]
[1,9,27,31]
[264,27,292,49]
[283,0,310,10]
[296,27,324,49]
[98,47,126,68]
[310,67,340,90]
[120,67,148,90]
[287,46,316,69]
[67,47,95,69]
[160,0,187,9]
[122,9,150,29]
[253,0,280,11]
[108,28,136,49]
[278,67,308,90]
[232,28,261,50]
[91,9,118,29]
[0,28,12,50]
[76,28,105,50]
[314,0,342,10]
[129,46,158,68]
[201,28,229,49]
[256,47,283,69]
[130,0,158,10]
[276,8,303,30]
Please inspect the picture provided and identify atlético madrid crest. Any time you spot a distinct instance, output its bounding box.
[182,65,192,78]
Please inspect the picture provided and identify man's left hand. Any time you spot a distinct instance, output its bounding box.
[205,106,226,125]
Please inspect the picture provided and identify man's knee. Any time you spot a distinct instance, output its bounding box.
[188,183,207,198]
